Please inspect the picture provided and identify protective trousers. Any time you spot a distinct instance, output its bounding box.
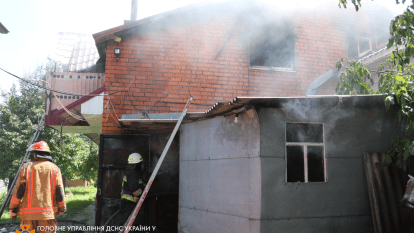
[114,199,145,229]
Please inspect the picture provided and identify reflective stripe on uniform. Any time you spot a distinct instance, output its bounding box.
[19,209,58,214]
[28,169,33,207]
[139,179,146,186]
[121,194,138,202]
[122,176,127,187]
[19,206,58,214]
[11,196,21,204]
[10,199,20,204]
[50,170,57,207]
[19,207,58,210]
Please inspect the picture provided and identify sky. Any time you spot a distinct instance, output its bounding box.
[0,0,409,94]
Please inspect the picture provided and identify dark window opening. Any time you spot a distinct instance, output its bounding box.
[307,146,324,182]
[286,123,323,143]
[249,23,295,70]
[286,123,325,183]
[287,146,305,183]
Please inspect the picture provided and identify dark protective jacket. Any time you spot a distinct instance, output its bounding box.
[9,158,66,220]
[121,166,146,202]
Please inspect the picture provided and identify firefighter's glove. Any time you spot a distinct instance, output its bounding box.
[56,211,64,217]
[10,209,17,218]
[133,188,142,197]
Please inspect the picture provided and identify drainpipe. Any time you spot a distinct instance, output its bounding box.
[131,0,138,21]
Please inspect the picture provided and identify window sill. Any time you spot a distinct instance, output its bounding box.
[285,181,327,184]
[249,66,296,73]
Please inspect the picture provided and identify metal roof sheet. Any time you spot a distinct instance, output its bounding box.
[45,72,105,112]
[45,86,106,126]
[306,69,338,96]
[118,95,389,131]
[0,22,9,34]
[49,32,99,72]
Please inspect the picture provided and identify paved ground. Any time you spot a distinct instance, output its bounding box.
[58,201,96,232]
[0,201,97,233]
[70,200,96,226]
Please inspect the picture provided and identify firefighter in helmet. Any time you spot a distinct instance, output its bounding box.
[114,153,147,227]
[9,141,66,233]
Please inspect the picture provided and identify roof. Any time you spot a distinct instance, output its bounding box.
[49,32,99,72]
[119,113,182,131]
[306,69,338,96]
[0,22,9,34]
[186,95,386,121]
[92,0,253,45]
[45,72,105,112]
[45,86,106,126]
[306,46,398,95]
[119,95,388,131]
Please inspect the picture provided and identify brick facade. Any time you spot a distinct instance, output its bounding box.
[65,178,87,187]
[101,14,347,134]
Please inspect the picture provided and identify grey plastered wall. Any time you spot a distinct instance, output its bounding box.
[179,109,261,233]
[259,104,399,233]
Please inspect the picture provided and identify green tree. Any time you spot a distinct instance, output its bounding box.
[337,0,414,169]
[0,61,98,183]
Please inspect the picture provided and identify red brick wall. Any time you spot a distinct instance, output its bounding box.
[65,178,87,187]
[102,14,347,134]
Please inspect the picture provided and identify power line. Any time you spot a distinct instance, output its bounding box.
[1,67,216,107]
[1,82,36,96]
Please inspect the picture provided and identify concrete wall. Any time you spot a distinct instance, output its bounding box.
[259,105,399,233]
[179,109,261,233]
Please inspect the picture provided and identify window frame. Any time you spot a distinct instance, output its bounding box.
[357,36,373,58]
[285,122,327,183]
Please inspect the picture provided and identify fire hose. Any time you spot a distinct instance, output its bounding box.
[102,201,123,231]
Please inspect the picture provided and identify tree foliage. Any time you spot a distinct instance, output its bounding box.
[0,61,98,182]
[336,0,414,170]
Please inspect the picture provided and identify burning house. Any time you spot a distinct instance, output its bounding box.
[42,0,403,232]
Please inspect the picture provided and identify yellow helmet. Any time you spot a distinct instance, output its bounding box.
[127,153,143,164]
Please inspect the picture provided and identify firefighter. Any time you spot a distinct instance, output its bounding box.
[9,141,66,233]
[113,152,147,228]
[400,174,414,232]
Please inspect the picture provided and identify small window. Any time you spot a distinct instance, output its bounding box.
[346,36,373,60]
[357,37,372,57]
[286,123,326,183]
[249,22,295,71]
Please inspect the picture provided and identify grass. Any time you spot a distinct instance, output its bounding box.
[57,186,96,220]
[0,186,96,222]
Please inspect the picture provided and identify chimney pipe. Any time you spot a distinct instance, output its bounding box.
[131,0,138,21]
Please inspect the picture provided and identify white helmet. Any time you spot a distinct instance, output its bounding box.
[128,153,143,164]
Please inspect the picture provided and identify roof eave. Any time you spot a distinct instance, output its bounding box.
[0,23,9,34]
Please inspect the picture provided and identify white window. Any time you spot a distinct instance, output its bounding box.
[357,36,372,57]
[285,122,326,183]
